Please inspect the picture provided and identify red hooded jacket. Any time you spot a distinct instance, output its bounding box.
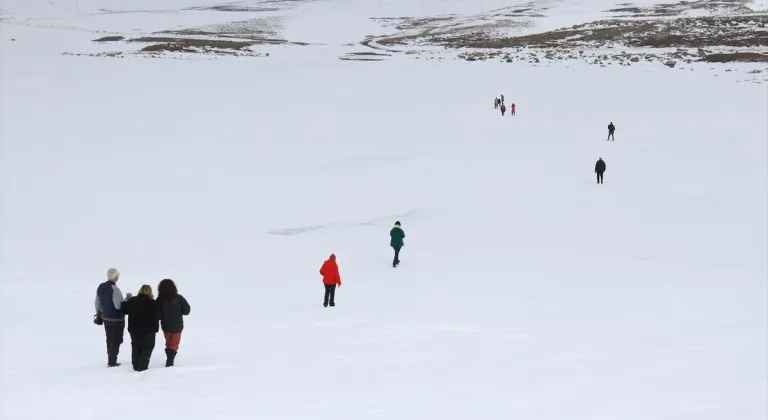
[319,254,341,286]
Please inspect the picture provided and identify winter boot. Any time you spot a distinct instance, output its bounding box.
[165,349,177,367]
[108,352,120,367]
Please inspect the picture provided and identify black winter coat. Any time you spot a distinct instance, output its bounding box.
[595,159,606,173]
[158,294,191,333]
[121,295,160,335]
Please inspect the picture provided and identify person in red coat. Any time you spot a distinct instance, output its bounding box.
[510,103,516,116]
[319,254,342,307]
[500,103,506,116]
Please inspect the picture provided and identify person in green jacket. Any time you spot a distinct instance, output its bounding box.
[389,221,405,267]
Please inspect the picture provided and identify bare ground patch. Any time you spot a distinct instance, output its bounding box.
[361,0,767,69]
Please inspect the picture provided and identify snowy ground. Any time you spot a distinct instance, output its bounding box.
[1,0,767,419]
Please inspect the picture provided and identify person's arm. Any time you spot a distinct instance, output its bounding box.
[111,285,125,311]
[94,293,101,314]
[121,298,132,313]
[180,295,191,316]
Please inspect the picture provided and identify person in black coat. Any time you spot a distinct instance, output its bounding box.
[157,279,191,367]
[607,122,615,141]
[595,157,606,184]
[121,285,159,372]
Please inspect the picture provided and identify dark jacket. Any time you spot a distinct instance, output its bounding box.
[390,227,405,248]
[121,295,160,335]
[608,123,615,132]
[158,295,191,333]
[95,280,125,322]
[595,159,606,173]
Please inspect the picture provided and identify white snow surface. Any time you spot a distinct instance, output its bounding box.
[1,0,767,419]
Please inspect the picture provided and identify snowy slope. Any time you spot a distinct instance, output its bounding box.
[1,0,767,419]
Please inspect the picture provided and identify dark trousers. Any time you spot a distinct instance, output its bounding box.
[323,284,336,306]
[130,332,156,371]
[104,320,125,365]
[392,246,401,266]
[607,131,614,141]
[596,171,604,183]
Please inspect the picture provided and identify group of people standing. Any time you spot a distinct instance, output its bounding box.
[493,94,516,116]
[317,221,406,307]
[94,268,191,371]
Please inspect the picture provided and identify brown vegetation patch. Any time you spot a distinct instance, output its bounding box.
[700,52,768,62]
[128,37,256,50]
[93,36,125,42]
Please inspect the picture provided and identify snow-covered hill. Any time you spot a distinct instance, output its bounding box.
[1,0,766,419]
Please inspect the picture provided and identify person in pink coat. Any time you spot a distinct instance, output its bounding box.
[510,103,516,116]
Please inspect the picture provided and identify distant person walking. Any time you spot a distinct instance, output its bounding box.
[390,221,405,268]
[595,157,606,184]
[319,254,342,307]
[95,268,130,367]
[494,97,500,109]
[157,279,191,367]
[607,122,615,141]
[510,103,516,116]
[121,285,159,372]
[500,103,506,116]
[500,94,505,105]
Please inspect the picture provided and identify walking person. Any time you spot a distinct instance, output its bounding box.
[500,94,504,105]
[319,254,342,307]
[157,279,191,367]
[390,221,405,267]
[121,285,159,372]
[494,98,500,109]
[94,268,130,367]
[500,103,506,116]
[595,157,606,184]
[607,122,615,141]
[510,103,516,116]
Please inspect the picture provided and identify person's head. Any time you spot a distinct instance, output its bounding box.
[329,253,336,261]
[107,268,119,282]
[138,284,154,299]
[394,221,401,227]
[157,279,178,301]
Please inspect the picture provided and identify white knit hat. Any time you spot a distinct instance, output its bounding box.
[107,268,119,281]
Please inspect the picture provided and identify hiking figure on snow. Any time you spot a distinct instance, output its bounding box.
[157,278,190,367]
[500,103,506,116]
[121,284,159,372]
[510,103,516,116]
[595,157,606,184]
[319,254,342,307]
[500,94,504,105]
[607,122,615,141]
[494,97,500,109]
[390,221,405,267]
[95,268,131,367]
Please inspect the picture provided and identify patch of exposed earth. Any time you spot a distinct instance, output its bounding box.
[360,0,767,77]
[30,0,315,58]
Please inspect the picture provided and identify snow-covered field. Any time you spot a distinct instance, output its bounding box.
[1,0,766,419]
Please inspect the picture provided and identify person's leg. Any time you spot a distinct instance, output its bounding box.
[323,284,331,307]
[130,333,141,370]
[138,333,155,371]
[395,247,401,265]
[164,332,180,367]
[329,285,336,307]
[105,321,124,366]
[597,172,600,183]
